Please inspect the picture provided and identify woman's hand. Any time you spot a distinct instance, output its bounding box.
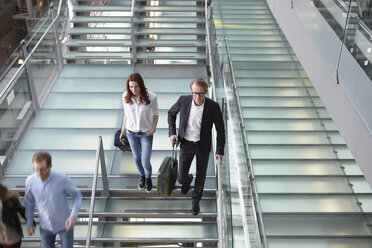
[120,130,126,140]
[146,128,156,136]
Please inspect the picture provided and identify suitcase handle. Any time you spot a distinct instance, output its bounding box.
[171,142,179,168]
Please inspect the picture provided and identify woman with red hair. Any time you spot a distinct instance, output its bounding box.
[120,72,159,192]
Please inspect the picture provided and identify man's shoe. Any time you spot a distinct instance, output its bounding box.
[138,176,146,190]
[191,202,200,215]
[181,174,193,195]
[146,178,153,193]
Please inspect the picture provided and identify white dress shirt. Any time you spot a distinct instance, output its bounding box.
[184,100,204,142]
[123,90,159,132]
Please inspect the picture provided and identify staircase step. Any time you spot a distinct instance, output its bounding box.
[41,92,181,109]
[80,0,204,1]
[50,77,190,92]
[66,39,132,47]
[249,144,352,160]
[255,176,371,194]
[20,197,218,218]
[267,237,372,248]
[135,6,204,12]
[64,51,132,60]
[136,52,206,60]
[71,16,131,23]
[252,160,362,176]
[69,27,132,35]
[245,131,345,145]
[239,96,322,107]
[264,215,371,236]
[4,174,217,194]
[134,16,204,24]
[244,119,337,131]
[135,28,205,35]
[22,222,218,243]
[260,194,372,213]
[73,5,132,12]
[136,39,205,47]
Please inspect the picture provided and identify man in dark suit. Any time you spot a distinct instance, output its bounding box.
[168,78,225,215]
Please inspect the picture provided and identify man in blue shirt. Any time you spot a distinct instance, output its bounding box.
[25,151,82,248]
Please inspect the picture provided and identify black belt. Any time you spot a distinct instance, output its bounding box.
[184,139,200,144]
[128,130,146,136]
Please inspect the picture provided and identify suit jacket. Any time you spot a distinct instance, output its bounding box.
[2,198,27,237]
[168,95,225,155]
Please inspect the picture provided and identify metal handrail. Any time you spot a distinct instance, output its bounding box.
[86,136,110,248]
[205,1,224,246]
[0,0,64,100]
[215,158,224,248]
[222,35,268,248]
[336,0,372,35]
[335,0,352,83]
[205,0,216,96]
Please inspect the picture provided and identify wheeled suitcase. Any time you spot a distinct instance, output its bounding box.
[157,145,178,196]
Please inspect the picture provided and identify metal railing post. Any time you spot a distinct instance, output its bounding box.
[216,159,224,248]
[99,139,109,197]
[86,136,110,247]
[335,0,353,84]
[130,0,137,64]
[50,4,63,70]
[20,40,40,113]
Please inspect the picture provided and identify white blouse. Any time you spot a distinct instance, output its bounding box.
[123,90,159,132]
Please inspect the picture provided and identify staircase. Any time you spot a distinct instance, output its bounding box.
[3,64,221,247]
[214,0,372,247]
[66,0,207,64]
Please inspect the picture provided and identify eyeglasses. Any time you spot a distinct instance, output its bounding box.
[192,92,205,97]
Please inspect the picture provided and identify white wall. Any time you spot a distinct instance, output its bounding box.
[266,0,372,187]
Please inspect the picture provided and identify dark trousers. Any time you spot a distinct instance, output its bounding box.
[178,139,210,204]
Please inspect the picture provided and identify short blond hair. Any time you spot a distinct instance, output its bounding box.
[190,78,208,93]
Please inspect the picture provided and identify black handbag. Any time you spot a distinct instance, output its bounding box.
[114,129,131,152]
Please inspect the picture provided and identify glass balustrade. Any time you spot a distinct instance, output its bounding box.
[0,0,68,176]
[212,35,267,248]
[313,0,372,79]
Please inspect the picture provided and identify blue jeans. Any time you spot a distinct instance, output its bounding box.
[40,228,73,248]
[126,130,153,178]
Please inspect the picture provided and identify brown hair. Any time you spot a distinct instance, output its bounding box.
[0,183,19,201]
[190,78,208,93]
[32,151,52,167]
[125,72,150,105]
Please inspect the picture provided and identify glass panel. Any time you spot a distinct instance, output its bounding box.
[216,36,265,247]
[313,0,372,79]
[0,68,35,167]
[0,0,68,174]
[29,27,58,104]
[0,47,23,87]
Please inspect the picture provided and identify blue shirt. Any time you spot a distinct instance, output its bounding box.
[25,171,82,233]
